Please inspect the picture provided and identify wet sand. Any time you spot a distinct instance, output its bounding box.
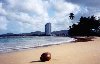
[0,37,100,64]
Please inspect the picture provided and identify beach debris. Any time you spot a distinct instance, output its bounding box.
[40,52,51,62]
[74,36,94,42]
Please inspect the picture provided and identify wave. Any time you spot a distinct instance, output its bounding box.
[0,36,75,53]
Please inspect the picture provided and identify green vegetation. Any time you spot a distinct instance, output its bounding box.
[68,15,100,36]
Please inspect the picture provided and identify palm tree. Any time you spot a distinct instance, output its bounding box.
[69,13,75,20]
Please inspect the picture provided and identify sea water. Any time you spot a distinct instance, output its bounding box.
[0,36,74,53]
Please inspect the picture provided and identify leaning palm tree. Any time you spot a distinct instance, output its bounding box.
[69,13,75,20]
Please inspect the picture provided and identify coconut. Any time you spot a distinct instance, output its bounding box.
[40,52,51,62]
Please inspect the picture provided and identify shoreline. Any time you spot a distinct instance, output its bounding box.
[0,39,74,55]
[0,37,100,64]
[0,36,95,55]
[0,37,75,54]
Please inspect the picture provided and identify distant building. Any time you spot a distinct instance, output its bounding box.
[31,31,45,36]
[45,23,51,36]
[52,30,68,36]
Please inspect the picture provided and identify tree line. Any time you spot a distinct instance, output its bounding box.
[68,15,100,36]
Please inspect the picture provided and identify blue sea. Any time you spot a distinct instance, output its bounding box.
[0,36,74,53]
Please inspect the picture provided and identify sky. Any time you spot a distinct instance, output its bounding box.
[0,0,100,34]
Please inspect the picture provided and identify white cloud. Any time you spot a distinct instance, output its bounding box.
[0,16,8,30]
[49,1,80,31]
[0,3,7,16]
[0,0,83,34]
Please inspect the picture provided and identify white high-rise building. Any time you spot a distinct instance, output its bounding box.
[45,23,51,36]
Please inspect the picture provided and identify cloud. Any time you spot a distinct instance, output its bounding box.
[0,3,7,16]
[66,0,100,8]
[0,16,8,30]
[0,0,93,34]
[65,0,100,18]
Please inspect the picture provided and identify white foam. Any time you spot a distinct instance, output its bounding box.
[0,36,75,53]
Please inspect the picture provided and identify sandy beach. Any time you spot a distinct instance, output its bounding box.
[0,37,100,64]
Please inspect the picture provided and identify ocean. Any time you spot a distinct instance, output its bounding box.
[0,36,74,53]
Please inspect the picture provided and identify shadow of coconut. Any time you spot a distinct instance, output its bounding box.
[30,60,42,63]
